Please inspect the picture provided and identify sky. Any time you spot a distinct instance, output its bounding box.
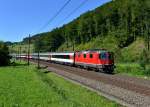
[0,0,111,42]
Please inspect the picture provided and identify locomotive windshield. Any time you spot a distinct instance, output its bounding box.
[99,52,107,59]
[108,52,114,60]
[99,52,113,60]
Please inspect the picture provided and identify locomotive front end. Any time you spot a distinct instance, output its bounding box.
[99,51,115,73]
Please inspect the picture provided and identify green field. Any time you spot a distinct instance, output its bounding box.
[0,62,121,107]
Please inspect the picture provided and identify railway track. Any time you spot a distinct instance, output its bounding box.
[30,59,150,107]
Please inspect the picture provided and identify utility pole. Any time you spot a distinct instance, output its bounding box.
[19,46,21,62]
[11,45,15,62]
[37,49,40,69]
[72,40,74,51]
[28,34,31,65]
[18,47,19,60]
[37,37,40,69]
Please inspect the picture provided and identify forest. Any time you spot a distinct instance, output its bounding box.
[21,0,149,63]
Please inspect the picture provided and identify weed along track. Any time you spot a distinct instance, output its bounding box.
[30,59,150,107]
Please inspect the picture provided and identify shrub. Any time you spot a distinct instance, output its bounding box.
[143,68,150,76]
[0,42,10,66]
[139,49,150,70]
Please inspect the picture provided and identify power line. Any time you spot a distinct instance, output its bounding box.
[36,0,72,33]
[59,0,88,25]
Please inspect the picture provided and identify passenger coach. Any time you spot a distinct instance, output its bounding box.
[50,52,74,65]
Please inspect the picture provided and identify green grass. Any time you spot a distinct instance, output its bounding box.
[0,62,121,107]
[115,63,150,79]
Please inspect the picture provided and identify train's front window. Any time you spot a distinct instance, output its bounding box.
[99,52,107,60]
[108,52,114,60]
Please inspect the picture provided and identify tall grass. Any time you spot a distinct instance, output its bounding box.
[115,63,150,78]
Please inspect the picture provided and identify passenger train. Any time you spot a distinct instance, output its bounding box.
[14,49,115,73]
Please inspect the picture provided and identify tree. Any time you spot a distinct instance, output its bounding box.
[0,41,10,66]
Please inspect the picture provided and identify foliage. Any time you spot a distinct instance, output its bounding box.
[118,38,145,62]
[115,63,142,74]
[143,65,150,76]
[33,28,65,52]
[115,63,150,78]
[139,49,150,70]
[4,41,13,46]
[0,41,10,66]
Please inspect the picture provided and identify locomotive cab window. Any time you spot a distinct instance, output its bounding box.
[108,52,114,60]
[83,54,86,58]
[99,52,107,59]
[90,54,93,58]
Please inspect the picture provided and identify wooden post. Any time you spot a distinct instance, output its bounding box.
[28,34,31,65]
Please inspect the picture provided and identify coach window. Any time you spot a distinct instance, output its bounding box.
[90,54,93,58]
[66,55,69,59]
[84,54,86,58]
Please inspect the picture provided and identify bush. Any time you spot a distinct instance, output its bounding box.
[115,63,144,75]
[0,42,10,66]
[139,49,150,70]
[143,67,150,76]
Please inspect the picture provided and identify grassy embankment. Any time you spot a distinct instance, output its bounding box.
[9,44,34,53]
[115,63,150,79]
[0,61,121,107]
[115,38,150,78]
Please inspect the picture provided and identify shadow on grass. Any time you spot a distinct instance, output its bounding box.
[36,66,51,74]
[10,61,28,67]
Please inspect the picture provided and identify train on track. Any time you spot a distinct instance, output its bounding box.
[13,49,115,73]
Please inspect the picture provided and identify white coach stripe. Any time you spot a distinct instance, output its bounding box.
[51,58,74,63]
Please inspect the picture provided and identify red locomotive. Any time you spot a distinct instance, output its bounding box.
[75,49,114,73]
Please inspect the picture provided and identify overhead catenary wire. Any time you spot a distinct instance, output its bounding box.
[24,0,89,64]
[59,0,88,25]
[35,0,72,34]
[30,0,71,66]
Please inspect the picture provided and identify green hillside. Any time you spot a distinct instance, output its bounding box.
[12,0,150,63]
[9,43,34,53]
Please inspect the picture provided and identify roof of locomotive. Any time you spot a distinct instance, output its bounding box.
[76,49,108,53]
